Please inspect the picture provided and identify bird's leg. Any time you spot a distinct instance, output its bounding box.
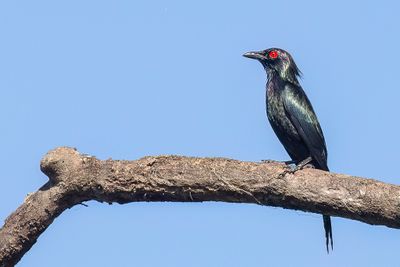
[288,156,313,173]
[297,156,313,169]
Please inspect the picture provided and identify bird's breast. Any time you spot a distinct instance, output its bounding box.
[266,86,299,140]
[266,85,283,121]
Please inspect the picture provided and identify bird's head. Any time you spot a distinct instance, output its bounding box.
[243,48,301,83]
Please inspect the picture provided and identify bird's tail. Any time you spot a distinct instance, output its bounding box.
[323,215,333,253]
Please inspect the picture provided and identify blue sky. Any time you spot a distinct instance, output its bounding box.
[1,1,399,266]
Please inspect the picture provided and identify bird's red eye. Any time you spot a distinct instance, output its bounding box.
[268,50,278,59]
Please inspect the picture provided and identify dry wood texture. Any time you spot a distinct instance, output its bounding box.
[1,147,399,266]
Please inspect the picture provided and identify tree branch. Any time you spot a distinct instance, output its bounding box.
[1,147,400,266]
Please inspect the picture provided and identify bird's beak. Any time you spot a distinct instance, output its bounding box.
[243,51,265,60]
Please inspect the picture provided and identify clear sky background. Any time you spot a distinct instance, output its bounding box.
[0,1,399,266]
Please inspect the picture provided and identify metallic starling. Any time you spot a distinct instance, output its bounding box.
[243,48,333,253]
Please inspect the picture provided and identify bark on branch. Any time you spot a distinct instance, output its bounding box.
[1,147,400,266]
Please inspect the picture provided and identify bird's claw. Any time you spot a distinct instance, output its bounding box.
[261,159,277,163]
[261,159,297,165]
[287,162,314,174]
[287,164,299,174]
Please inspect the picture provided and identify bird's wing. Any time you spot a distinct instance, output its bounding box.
[282,84,328,171]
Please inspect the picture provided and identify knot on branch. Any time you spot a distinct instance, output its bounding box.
[40,147,82,184]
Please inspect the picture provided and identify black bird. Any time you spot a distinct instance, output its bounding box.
[243,48,333,252]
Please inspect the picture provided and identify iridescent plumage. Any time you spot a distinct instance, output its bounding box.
[244,48,333,252]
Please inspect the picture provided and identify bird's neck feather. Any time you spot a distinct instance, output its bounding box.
[266,65,300,86]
